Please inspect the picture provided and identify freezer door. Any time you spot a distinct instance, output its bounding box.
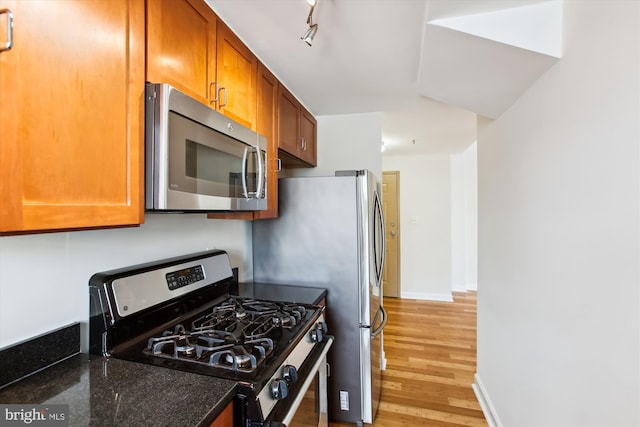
[360,318,384,424]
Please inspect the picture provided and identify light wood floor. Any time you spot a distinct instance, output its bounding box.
[330,292,487,427]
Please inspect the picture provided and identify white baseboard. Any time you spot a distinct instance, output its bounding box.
[400,292,453,302]
[472,373,503,427]
[466,282,478,291]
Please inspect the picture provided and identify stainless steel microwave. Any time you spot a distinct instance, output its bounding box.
[145,83,268,212]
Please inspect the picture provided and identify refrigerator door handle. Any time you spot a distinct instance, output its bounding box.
[370,305,388,338]
[374,191,386,287]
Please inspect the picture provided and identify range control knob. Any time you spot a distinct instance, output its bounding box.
[283,365,298,383]
[310,325,323,343]
[319,321,328,335]
[271,379,288,400]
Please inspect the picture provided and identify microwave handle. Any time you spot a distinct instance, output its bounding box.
[241,146,249,198]
[256,145,264,199]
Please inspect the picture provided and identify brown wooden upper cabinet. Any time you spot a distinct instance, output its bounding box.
[216,21,257,130]
[0,0,145,233]
[278,85,317,167]
[146,0,217,106]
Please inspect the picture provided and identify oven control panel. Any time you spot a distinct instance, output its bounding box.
[166,265,205,290]
[109,251,231,318]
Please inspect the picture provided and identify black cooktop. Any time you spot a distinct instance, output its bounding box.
[110,295,322,388]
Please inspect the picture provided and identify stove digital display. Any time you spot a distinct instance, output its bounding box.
[166,265,205,290]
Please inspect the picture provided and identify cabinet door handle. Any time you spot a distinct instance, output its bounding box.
[210,82,219,103]
[219,87,227,107]
[0,9,13,52]
[276,158,282,172]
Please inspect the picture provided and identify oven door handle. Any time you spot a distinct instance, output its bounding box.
[279,336,334,427]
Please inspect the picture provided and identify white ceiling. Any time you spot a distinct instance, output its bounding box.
[207,0,561,156]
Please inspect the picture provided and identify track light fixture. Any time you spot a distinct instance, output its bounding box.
[301,0,318,46]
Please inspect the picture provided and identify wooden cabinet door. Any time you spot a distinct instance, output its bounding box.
[277,85,302,158]
[277,84,317,167]
[146,0,217,106]
[300,108,317,166]
[216,21,257,130]
[0,0,145,233]
[209,401,233,427]
[254,62,279,220]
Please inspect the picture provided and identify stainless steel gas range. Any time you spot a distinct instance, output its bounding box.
[89,250,333,427]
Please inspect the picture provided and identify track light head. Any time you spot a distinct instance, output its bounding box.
[301,24,318,46]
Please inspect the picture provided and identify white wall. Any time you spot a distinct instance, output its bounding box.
[463,143,478,291]
[0,215,252,351]
[285,112,383,183]
[451,142,478,292]
[382,154,453,301]
[450,153,466,291]
[475,1,639,426]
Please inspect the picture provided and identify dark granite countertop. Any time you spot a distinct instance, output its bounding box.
[0,353,237,427]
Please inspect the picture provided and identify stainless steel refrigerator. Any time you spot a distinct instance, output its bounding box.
[252,170,387,426]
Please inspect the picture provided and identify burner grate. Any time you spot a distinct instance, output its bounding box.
[142,297,309,373]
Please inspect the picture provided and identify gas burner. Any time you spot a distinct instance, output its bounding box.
[193,330,237,346]
[272,313,296,328]
[225,352,253,368]
[147,332,199,359]
[281,304,306,321]
[211,345,257,372]
[207,338,273,372]
[242,299,279,314]
[175,337,196,356]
